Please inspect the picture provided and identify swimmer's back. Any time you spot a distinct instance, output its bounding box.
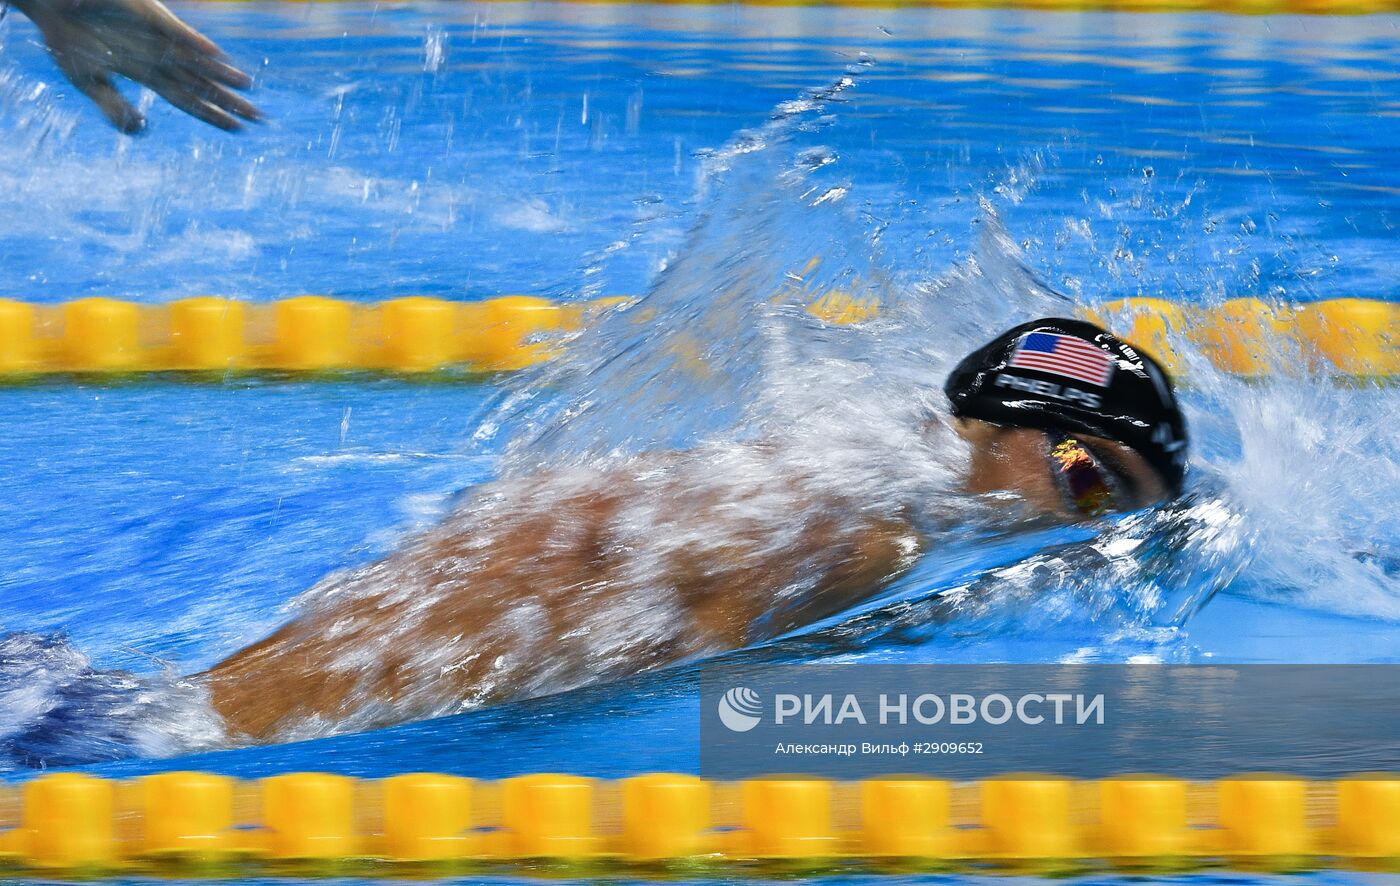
[205,455,917,739]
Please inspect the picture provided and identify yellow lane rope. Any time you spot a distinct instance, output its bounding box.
[0,771,1396,871]
[0,295,1393,377]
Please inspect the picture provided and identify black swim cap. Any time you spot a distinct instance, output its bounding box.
[944,317,1188,495]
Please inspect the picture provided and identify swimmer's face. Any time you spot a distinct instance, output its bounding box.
[954,418,1168,521]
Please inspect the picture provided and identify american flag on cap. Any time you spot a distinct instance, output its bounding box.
[1007,331,1116,387]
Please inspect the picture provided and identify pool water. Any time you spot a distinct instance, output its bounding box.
[0,3,1398,884]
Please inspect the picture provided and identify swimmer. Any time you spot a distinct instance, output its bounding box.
[7,0,257,132]
[204,318,1188,740]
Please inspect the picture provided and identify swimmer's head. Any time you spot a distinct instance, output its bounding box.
[943,318,1188,519]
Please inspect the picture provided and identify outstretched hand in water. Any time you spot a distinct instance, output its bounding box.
[10,0,258,132]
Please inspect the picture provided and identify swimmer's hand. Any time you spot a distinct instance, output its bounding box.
[10,0,258,133]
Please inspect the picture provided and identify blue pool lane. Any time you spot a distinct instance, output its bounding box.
[0,12,1397,886]
[1,5,1399,304]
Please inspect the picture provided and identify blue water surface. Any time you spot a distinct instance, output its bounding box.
[1,4,1398,885]
[1,4,1399,302]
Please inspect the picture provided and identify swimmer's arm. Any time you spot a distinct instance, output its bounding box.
[8,0,258,133]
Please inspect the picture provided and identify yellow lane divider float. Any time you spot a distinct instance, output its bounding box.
[0,772,1396,872]
[0,296,628,376]
[1084,296,1398,379]
[0,295,1393,377]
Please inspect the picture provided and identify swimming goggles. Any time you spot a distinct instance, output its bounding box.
[1045,432,1126,517]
